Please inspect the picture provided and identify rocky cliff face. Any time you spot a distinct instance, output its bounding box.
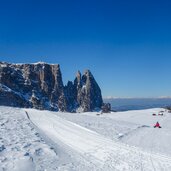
[75,70,103,112]
[0,62,103,112]
[65,70,103,112]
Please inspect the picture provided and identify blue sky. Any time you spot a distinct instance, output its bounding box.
[0,0,171,97]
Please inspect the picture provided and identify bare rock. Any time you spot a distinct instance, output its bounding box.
[0,62,104,112]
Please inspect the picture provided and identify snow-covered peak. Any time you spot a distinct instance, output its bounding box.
[0,61,59,66]
[31,62,59,66]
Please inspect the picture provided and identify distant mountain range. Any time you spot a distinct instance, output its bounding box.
[104,97,171,111]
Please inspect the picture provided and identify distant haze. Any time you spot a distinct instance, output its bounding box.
[104,98,171,111]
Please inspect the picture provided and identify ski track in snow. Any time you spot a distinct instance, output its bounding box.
[26,109,171,171]
[1,106,171,171]
[0,107,87,171]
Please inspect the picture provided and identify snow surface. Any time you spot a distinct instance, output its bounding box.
[14,62,58,66]
[0,107,78,171]
[1,106,171,170]
[0,84,12,92]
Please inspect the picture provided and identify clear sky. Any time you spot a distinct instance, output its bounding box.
[0,0,171,98]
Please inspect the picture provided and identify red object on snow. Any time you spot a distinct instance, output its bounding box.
[154,122,161,128]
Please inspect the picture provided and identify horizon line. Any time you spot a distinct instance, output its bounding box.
[103,96,171,99]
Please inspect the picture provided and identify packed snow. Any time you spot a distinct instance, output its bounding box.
[1,106,171,170]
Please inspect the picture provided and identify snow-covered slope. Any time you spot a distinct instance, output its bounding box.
[26,108,171,171]
[107,109,171,155]
[0,107,89,171]
[1,106,171,171]
[51,108,171,156]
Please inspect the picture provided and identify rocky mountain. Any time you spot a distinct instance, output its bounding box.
[0,62,103,112]
[65,70,103,112]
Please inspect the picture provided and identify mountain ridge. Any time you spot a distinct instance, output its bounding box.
[0,62,103,112]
